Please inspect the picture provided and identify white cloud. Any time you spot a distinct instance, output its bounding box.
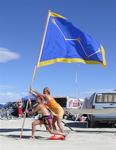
[0,85,14,89]
[0,48,20,63]
[0,84,27,103]
[0,91,27,103]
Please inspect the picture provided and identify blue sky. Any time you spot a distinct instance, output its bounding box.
[0,0,116,103]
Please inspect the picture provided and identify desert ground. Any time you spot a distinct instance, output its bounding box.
[0,118,116,150]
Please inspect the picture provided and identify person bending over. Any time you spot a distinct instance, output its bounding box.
[27,95,65,138]
[29,87,65,136]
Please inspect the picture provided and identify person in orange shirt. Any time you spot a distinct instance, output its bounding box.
[30,87,65,136]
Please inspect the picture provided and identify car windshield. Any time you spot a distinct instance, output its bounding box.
[96,93,116,103]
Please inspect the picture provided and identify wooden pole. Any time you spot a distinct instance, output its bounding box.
[31,10,51,82]
[20,96,29,138]
[20,10,51,139]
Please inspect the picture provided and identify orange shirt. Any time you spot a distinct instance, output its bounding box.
[47,98,64,115]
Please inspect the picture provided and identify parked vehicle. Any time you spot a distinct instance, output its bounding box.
[54,96,82,108]
[83,91,116,127]
[54,96,83,121]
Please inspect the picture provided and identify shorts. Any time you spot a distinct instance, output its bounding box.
[39,115,53,129]
[53,107,64,119]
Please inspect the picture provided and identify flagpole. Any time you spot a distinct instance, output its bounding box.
[31,10,51,83]
[20,10,51,139]
[20,93,30,138]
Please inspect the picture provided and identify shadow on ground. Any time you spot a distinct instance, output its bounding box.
[0,128,47,133]
[0,134,47,140]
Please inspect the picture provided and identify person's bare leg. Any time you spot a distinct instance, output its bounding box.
[32,120,42,138]
[56,118,65,135]
[46,126,65,136]
[52,116,57,130]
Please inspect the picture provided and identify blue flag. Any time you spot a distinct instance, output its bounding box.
[38,11,106,67]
